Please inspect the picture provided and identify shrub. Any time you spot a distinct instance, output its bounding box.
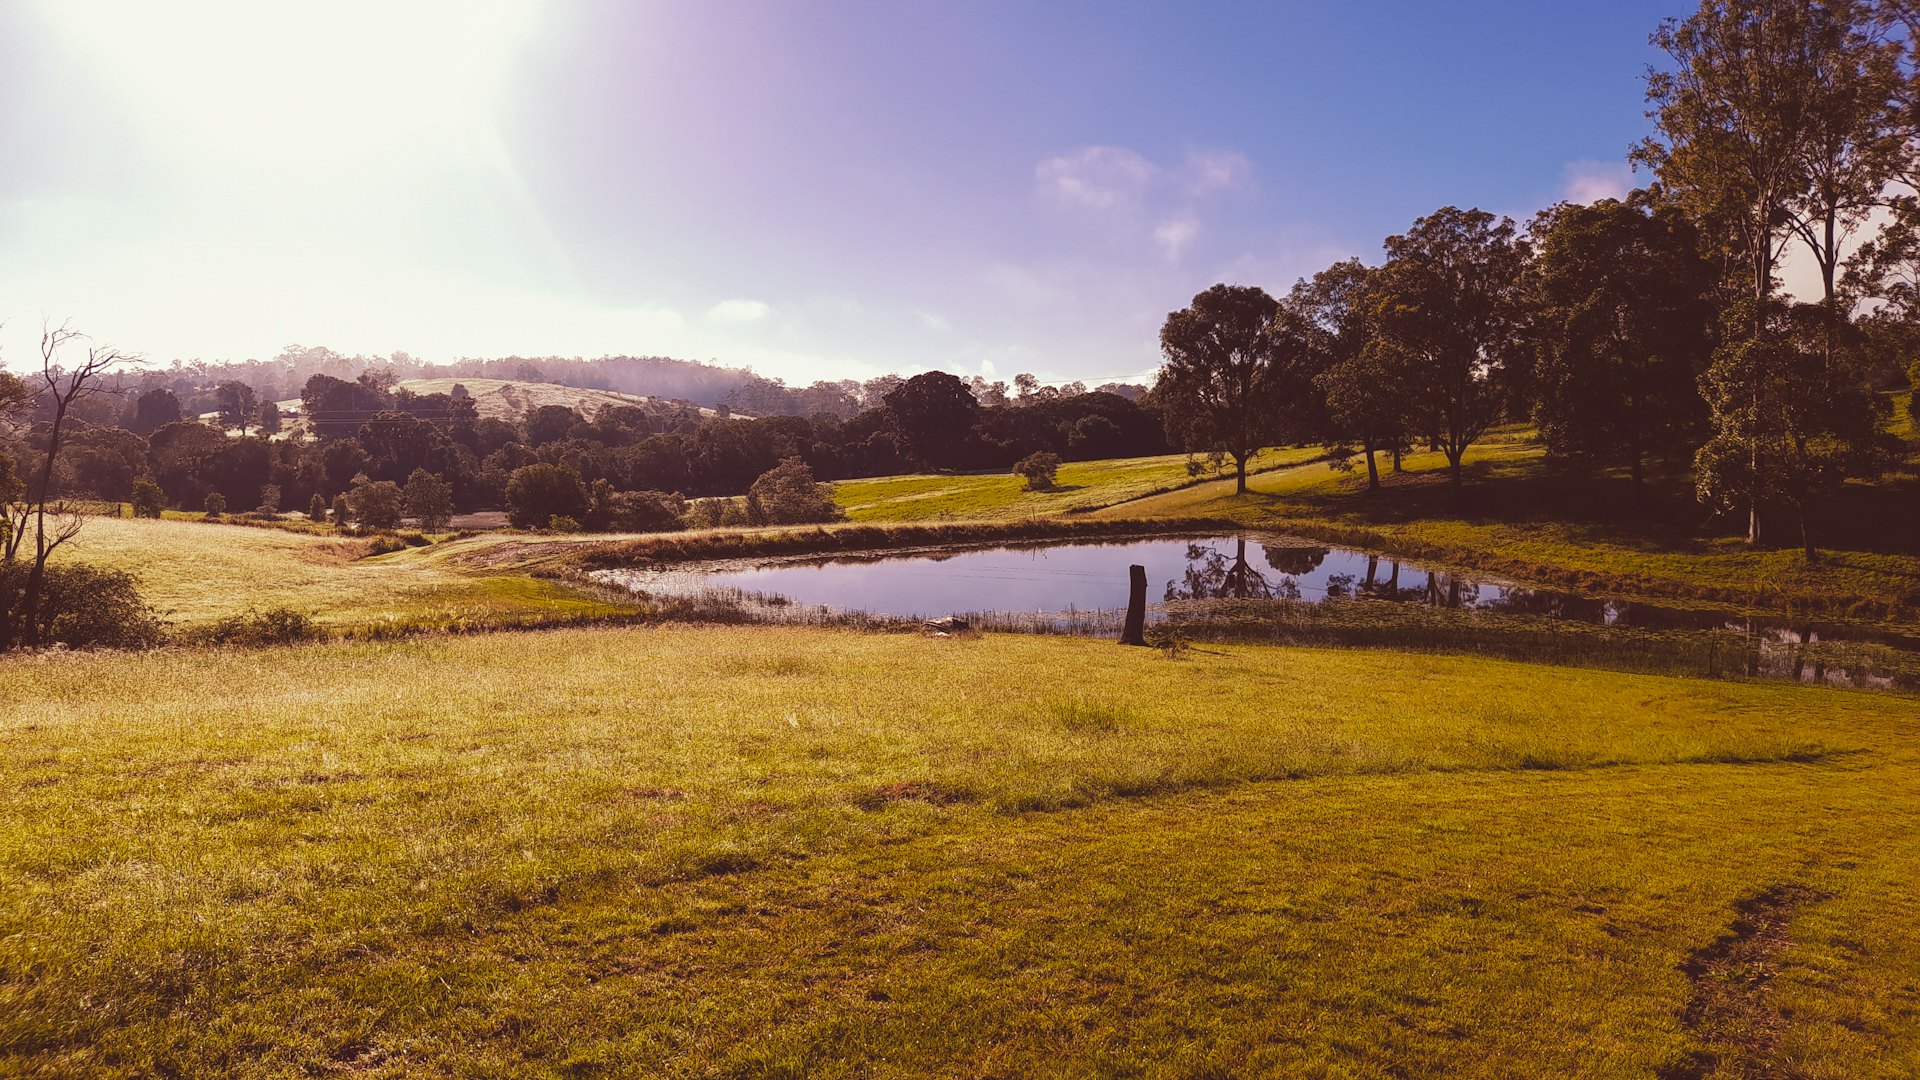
[308,493,328,523]
[398,531,430,547]
[745,458,841,525]
[506,463,588,530]
[548,515,583,533]
[365,534,407,555]
[203,492,227,518]
[606,489,688,533]
[257,483,281,515]
[1012,451,1062,491]
[193,607,319,647]
[130,477,166,519]
[684,497,749,529]
[1,562,163,649]
[330,493,351,527]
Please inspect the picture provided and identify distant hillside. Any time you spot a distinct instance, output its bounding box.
[392,378,723,422]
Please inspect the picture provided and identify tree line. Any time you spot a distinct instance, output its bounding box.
[1153,0,1920,558]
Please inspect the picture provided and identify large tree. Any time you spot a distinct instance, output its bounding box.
[1367,207,1529,490]
[1293,260,1405,492]
[1155,284,1302,494]
[1526,194,1719,489]
[1695,300,1896,558]
[881,372,980,471]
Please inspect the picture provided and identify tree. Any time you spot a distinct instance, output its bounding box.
[331,493,351,528]
[1012,451,1062,491]
[257,483,281,515]
[127,387,182,435]
[1367,207,1529,489]
[216,381,258,434]
[403,469,454,531]
[1695,300,1897,558]
[604,490,688,532]
[1526,195,1718,489]
[505,463,589,529]
[203,492,227,518]
[882,372,981,470]
[309,493,328,523]
[1294,259,1403,491]
[257,401,283,436]
[2,324,140,650]
[1154,284,1301,494]
[347,475,404,530]
[745,457,842,525]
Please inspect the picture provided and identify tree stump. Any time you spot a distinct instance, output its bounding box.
[1119,564,1148,646]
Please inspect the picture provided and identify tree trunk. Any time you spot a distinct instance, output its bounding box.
[1363,443,1379,492]
[1799,506,1817,564]
[1447,449,1463,491]
[1119,564,1148,647]
[1234,451,1248,495]
[1391,446,1402,473]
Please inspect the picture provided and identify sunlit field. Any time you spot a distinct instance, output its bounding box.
[4,625,1918,1077]
[833,446,1326,522]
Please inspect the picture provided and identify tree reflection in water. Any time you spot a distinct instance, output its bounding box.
[1165,539,1328,601]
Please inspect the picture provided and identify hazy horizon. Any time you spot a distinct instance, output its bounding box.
[0,0,1804,385]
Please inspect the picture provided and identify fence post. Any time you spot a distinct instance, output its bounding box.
[1120,564,1147,646]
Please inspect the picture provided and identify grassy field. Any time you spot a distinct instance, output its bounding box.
[59,516,624,630]
[832,446,1326,522]
[3,624,1917,1077]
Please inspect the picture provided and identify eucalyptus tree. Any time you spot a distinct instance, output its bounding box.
[1155,284,1306,494]
[1366,207,1529,491]
[1292,260,1404,492]
[1526,194,1718,490]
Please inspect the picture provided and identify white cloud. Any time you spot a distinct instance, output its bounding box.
[1561,160,1634,205]
[706,298,772,323]
[1034,145,1158,213]
[914,308,952,332]
[1182,150,1252,196]
[1153,216,1200,260]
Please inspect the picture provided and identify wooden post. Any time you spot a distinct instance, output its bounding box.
[1119,564,1148,646]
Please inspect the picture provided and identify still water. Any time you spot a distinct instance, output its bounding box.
[595,534,1920,652]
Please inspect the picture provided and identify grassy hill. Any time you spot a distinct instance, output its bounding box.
[392,378,724,422]
[832,445,1327,522]
[5,624,1918,1077]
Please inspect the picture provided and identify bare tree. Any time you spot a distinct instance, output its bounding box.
[1,322,139,649]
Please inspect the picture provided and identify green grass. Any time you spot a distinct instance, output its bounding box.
[1100,428,1920,625]
[59,515,625,630]
[833,446,1326,522]
[4,624,1919,1076]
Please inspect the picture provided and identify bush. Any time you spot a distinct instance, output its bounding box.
[398,531,430,547]
[193,607,319,647]
[309,493,328,523]
[1,562,163,650]
[257,483,281,515]
[365,534,407,555]
[506,463,589,530]
[606,490,687,533]
[331,494,351,527]
[1012,451,1062,491]
[130,477,166,519]
[203,492,227,518]
[745,458,841,525]
[548,515,583,533]
[684,497,749,529]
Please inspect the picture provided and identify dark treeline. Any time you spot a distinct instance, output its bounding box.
[3,365,1167,518]
[1152,0,1920,559]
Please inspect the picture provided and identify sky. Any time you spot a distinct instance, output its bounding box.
[0,0,1694,386]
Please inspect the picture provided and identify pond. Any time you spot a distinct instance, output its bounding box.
[592,533,1920,656]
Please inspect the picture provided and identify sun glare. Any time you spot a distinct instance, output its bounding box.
[42,0,540,168]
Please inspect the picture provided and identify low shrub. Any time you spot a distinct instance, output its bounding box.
[366,534,407,555]
[190,607,321,647]
[1,563,165,650]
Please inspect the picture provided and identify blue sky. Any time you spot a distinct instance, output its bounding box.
[0,1,1678,384]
